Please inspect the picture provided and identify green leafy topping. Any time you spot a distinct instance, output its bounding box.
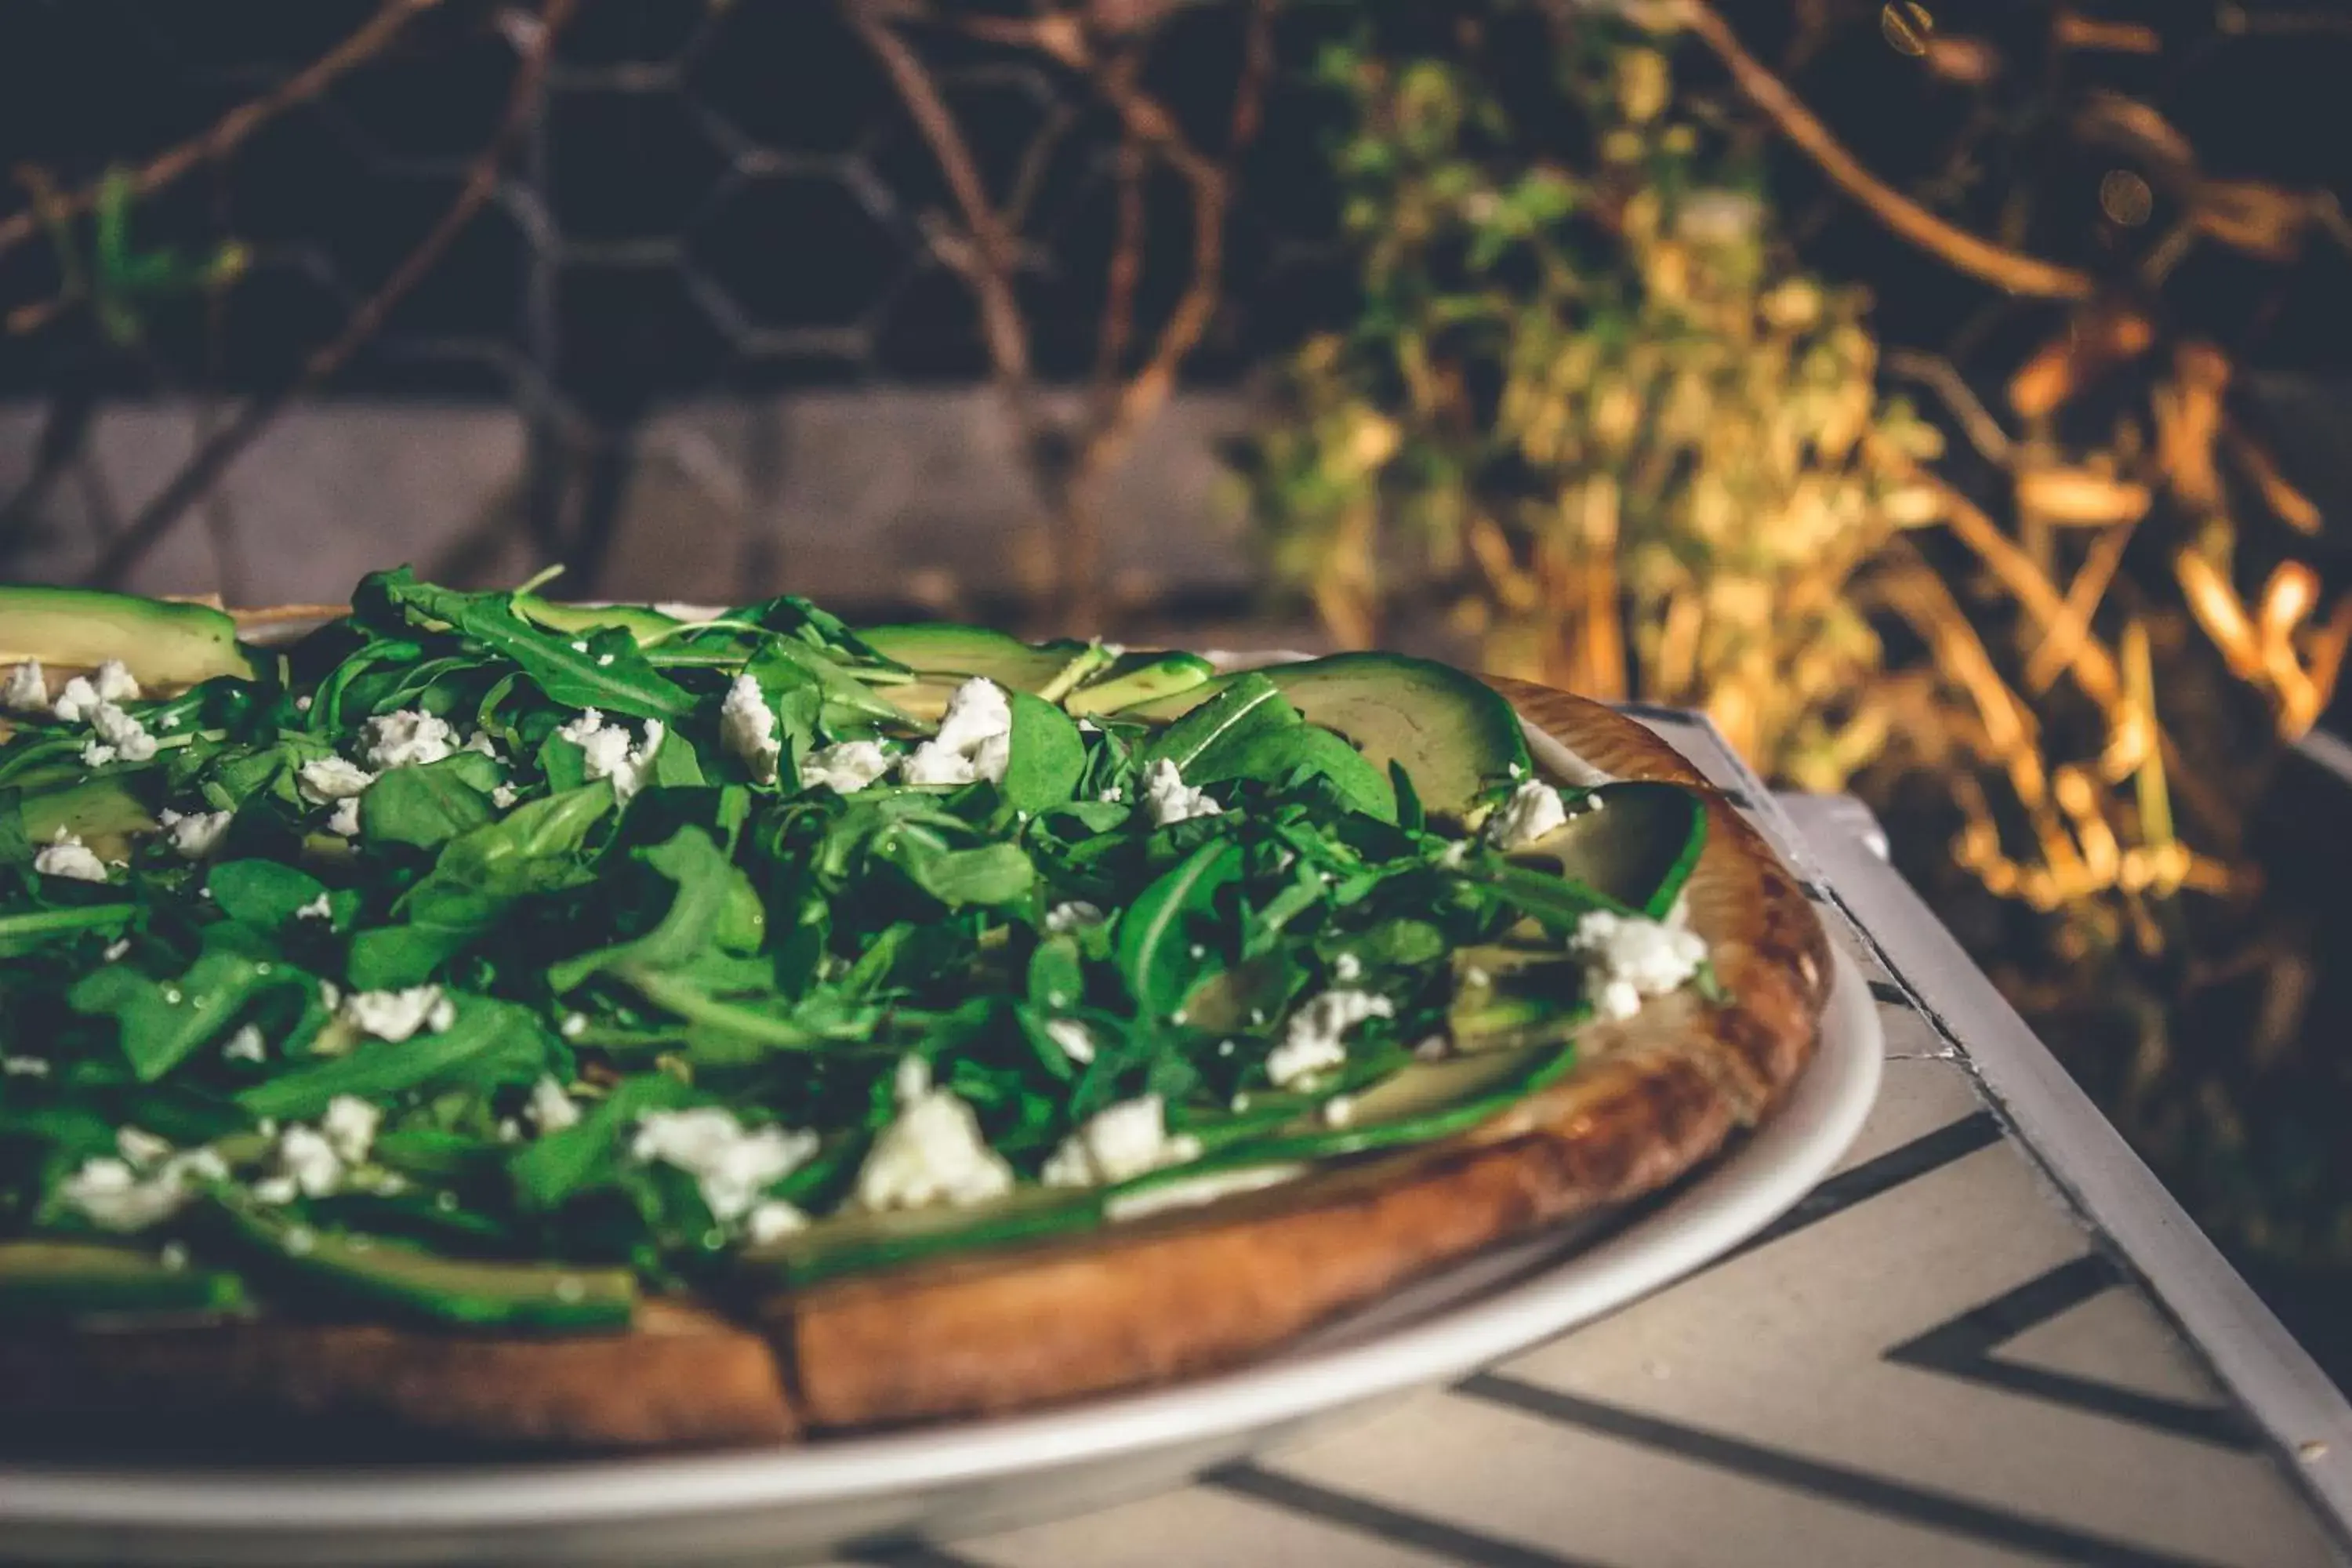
[0,571,1715,1330]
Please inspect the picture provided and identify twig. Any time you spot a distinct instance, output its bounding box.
[840,0,1032,387]
[1676,0,2095,299]
[82,0,575,590]
[0,0,445,265]
[1885,348,2014,469]
[2024,518,2138,692]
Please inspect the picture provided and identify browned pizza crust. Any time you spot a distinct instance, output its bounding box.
[0,1300,795,1453]
[0,677,1827,1451]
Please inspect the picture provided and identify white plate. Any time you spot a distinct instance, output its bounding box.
[0,948,1879,1566]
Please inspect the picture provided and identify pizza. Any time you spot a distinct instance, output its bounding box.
[0,572,1827,1453]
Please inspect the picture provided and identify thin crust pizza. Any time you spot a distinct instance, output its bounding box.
[0,577,1825,1452]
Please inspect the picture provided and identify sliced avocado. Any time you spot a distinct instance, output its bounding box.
[222,1206,634,1331]
[514,594,681,644]
[1508,781,1705,920]
[0,585,255,688]
[0,1240,248,1323]
[16,775,160,861]
[1258,655,1529,819]
[855,622,1090,721]
[748,1185,1102,1288]
[1065,650,1217,717]
[1135,1041,1578,1180]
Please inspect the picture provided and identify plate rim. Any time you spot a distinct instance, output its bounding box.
[0,949,1880,1536]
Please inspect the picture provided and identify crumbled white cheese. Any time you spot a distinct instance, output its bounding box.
[718,673,783,784]
[899,740,978,786]
[1323,1095,1356,1127]
[325,798,363,838]
[2,659,46,713]
[293,892,332,922]
[294,695,313,713]
[900,678,1013,786]
[2,1055,51,1078]
[361,708,458,770]
[102,938,130,961]
[800,739,893,794]
[158,808,233,861]
[79,700,158,767]
[559,1011,588,1039]
[33,829,110,884]
[339,985,456,1042]
[56,1131,225,1232]
[528,1076,581,1134]
[223,1024,267,1064]
[557,709,664,802]
[465,731,500,757]
[1569,909,1708,1021]
[1044,900,1105,934]
[1105,1163,1305,1222]
[1142,757,1221,826]
[1490,778,1569,849]
[746,1200,810,1245]
[1332,952,1363,982]
[854,1056,1016,1211]
[1265,989,1395,1087]
[253,1126,343,1204]
[490,782,520,809]
[1041,1096,1203,1188]
[321,1095,380,1164]
[50,676,100,724]
[631,1107,818,1224]
[298,756,377,802]
[1043,1018,1096,1064]
[1098,785,1125,803]
[93,661,140,703]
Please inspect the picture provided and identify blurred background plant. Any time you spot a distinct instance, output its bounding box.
[5,0,2352,1373]
[1241,0,2352,1363]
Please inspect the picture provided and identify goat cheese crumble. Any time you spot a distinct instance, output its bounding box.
[32,829,110,884]
[900,678,1012,786]
[1265,989,1396,1087]
[1041,1095,1203,1187]
[718,673,783,783]
[361,708,459,770]
[340,985,456,1042]
[2,659,46,713]
[158,808,233,861]
[298,756,377,803]
[1490,778,1569,849]
[631,1107,818,1225]
[1142,757,1221,826]
[556,708,665,802]
[854,1055,1015,1210]
[800,739,894,794]
[1568,909,1708,1021]
[56,1128,227,1232]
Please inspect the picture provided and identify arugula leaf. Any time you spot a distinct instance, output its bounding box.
[548,826,733,992]
[372,569,693,721]
[1141,673,1294,774]
[238,996,552,1121]
[1000,692,1086,815]
[1117,839,1243,1024]
[361,753,503,848]
[70,925,302,1083]
[206,859,329,929]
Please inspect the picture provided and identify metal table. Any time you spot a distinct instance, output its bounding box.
[829,708,2352,1568]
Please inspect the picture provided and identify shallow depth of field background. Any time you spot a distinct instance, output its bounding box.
[5,0,2352,1378]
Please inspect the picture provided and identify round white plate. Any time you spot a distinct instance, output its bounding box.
[0,947,1879,1566]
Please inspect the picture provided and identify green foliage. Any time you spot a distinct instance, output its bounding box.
[1245,8,1941,787]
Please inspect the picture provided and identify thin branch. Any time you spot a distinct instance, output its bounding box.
[841,0,1033,385]
[1884,348,2014,469]
[83,0,575,590]
[1676,0,2095,299]
[0,0,445,264]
